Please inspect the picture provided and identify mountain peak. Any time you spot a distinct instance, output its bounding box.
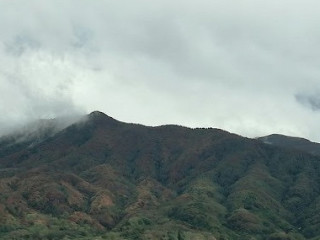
[88,111,108,117]
[87,111,120,126]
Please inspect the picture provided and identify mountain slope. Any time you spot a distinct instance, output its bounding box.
[259,134,320,156]
[0,111,320,240]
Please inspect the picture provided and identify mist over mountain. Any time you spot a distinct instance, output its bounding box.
[2,1,320,239]
[0,111,320,240]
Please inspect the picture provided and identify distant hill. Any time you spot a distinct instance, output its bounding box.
[0,111,320,239]
[259,134,320,156]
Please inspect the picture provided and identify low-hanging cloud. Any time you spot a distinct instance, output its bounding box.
[1,0,320,141]
[0,44,85,134]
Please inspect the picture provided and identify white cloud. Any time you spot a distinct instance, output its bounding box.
[1,0,320,141]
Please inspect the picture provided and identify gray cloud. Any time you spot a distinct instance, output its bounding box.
[296,93,320,111]
[5,35,40,56]
[1,0,320,141]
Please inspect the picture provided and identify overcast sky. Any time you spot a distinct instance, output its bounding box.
[1,0,320,141]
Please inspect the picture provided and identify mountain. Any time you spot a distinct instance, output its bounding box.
[0,115,81,158]
[259,134,320,156]
[0,111,320,239]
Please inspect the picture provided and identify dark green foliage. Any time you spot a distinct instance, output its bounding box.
[168,204,212,230]
[120,217,152,239]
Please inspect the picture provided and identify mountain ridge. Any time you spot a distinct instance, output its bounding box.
[0,111,320,239]
[259,134,320,156]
